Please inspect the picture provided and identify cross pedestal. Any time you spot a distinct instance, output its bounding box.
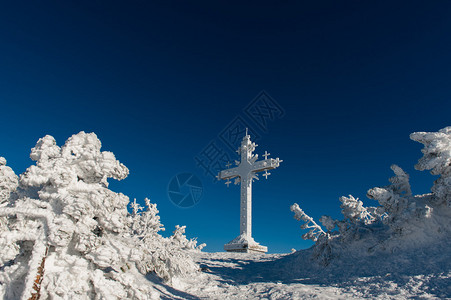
[217,131,282,254]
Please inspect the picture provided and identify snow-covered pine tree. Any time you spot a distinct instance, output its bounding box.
[0,132,202,299]
[170,225,206,252]
[291,127,451,266]
[410,126,451,206]
[128,198,203,282]
[0,157,18,205]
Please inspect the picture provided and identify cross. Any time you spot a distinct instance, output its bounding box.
[226,161,232,168]
[217,131,282,253]
[263,151,270,159]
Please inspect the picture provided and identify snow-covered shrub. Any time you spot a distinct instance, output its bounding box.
[170,225,206,252]
[0,132,202,299]
[366,164,415,229]
[128,198,201,282]
[129,198,164,239]
[292,127,451,267]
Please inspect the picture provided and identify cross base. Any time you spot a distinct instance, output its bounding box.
[224,244,268,254]
[223,234,268,254]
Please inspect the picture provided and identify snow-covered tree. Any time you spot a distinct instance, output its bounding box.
[410,126,451,206]
[388,164,412,197]
[129,198,164,242]
[0,132,202,299]
[292,127,451,266]
[0,157,18,205]
[366,164,413,227]
[128,198,202,282]
[0,157,18,235]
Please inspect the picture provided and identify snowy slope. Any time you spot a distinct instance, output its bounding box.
[176,251,450,299]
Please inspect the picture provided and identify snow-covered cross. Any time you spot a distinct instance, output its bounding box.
[218,130,282,253]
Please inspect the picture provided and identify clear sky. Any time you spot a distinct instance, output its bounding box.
[1,1,450,253]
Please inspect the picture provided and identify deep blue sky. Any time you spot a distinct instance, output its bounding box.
[1,1,450,253]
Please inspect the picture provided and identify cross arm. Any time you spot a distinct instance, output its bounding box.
[251,158,282,173]
[217,166,241,180]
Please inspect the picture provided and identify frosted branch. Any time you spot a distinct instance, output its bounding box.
[291,203,326,242]
[340,195,376,225]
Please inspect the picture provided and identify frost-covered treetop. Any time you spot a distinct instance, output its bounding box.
[0,157,18,204]
[410,126,451,176]
[21,131,129,189]
[1,132,203,299]
[411,126,451,206]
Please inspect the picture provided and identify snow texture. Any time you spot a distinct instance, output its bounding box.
[177,251,451,299]
[0,132,203,299]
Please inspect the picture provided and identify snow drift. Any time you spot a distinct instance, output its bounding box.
[0,132,204,300]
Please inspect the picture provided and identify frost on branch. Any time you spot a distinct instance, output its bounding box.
[0,132,202,299]
[339,195,377,225]
[389,164,412,197]
[410,126,451,206]
[291,203,326,242]
[290,203,332,265]
[366,164,433,230]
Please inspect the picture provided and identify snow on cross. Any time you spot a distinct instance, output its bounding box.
[217,129,282,253]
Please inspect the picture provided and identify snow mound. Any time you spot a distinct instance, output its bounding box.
[0,132,203,299]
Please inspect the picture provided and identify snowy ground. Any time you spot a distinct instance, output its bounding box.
[169,251,451,300]
[176,252,345,300]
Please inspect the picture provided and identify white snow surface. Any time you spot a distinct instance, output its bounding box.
[176,249,451,299]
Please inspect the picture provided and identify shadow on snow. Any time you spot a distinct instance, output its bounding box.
[196,247,451,298]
